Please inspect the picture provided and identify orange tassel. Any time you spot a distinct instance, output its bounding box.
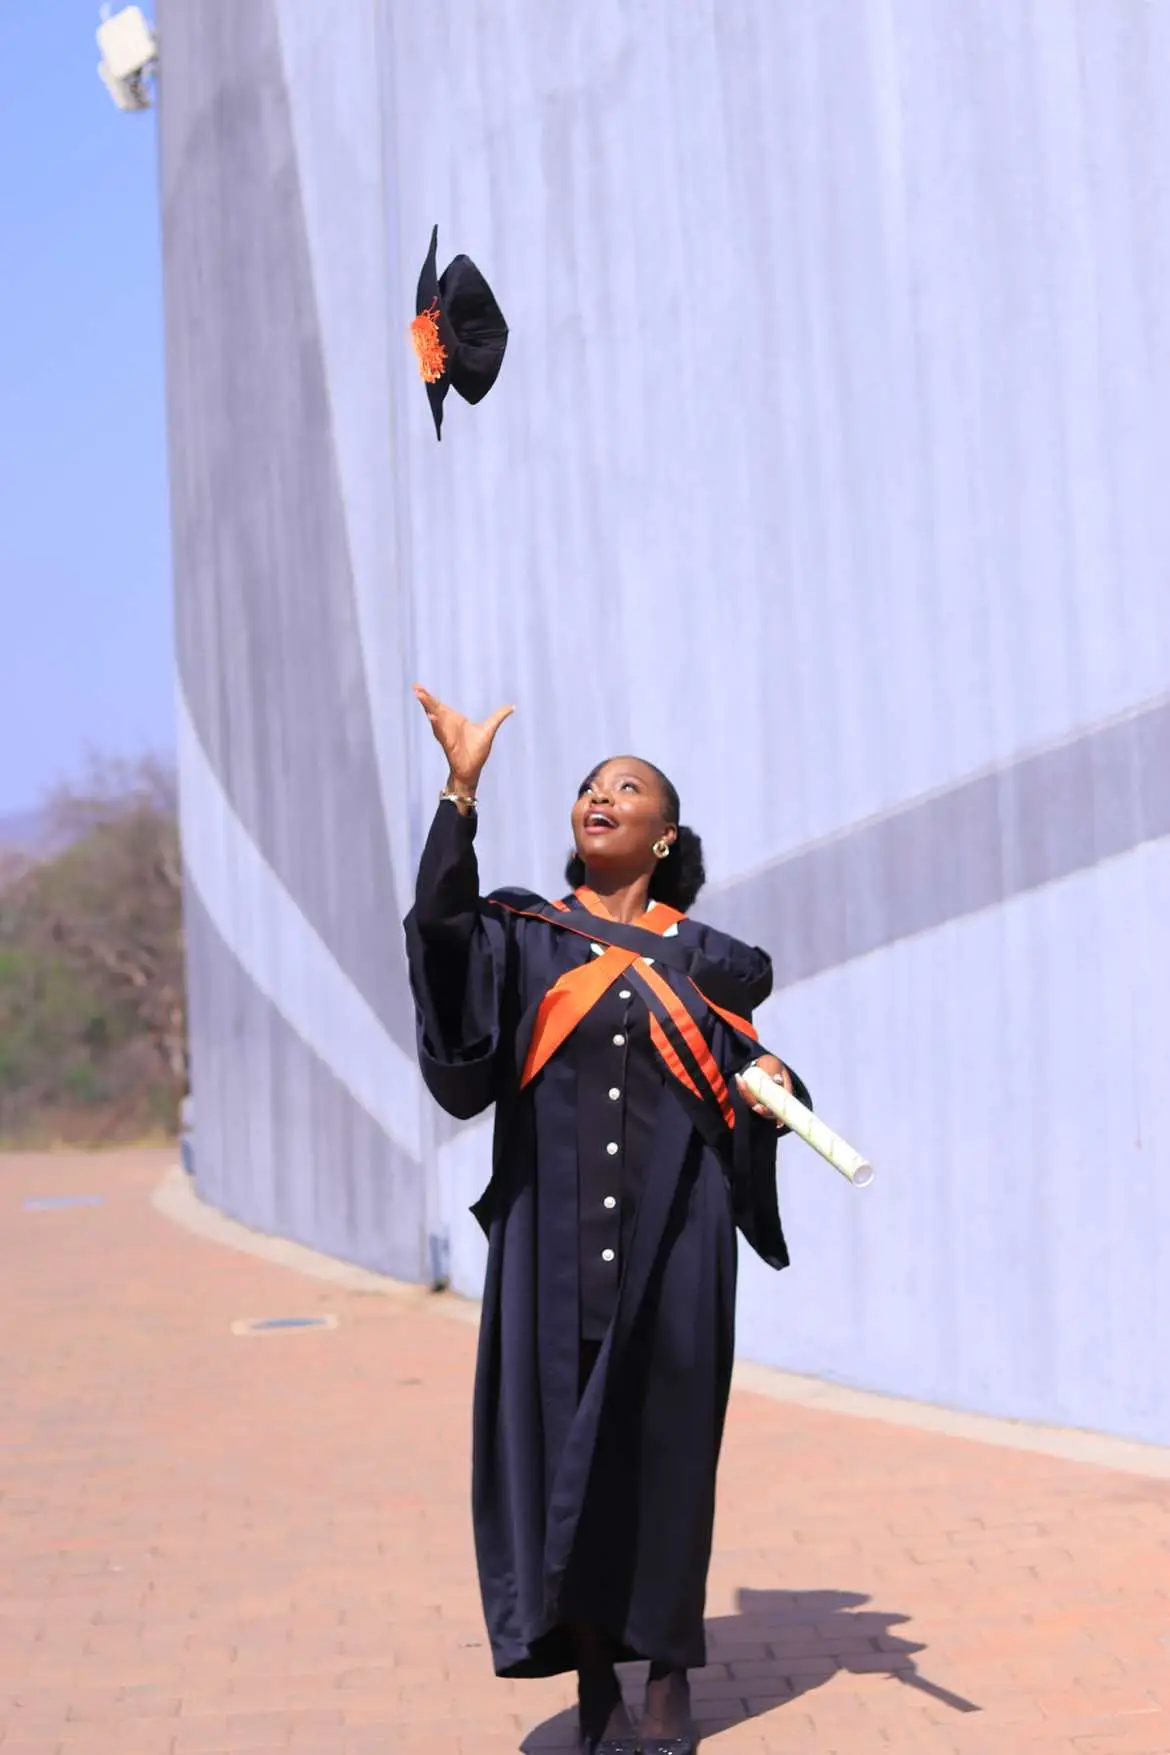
[410,301,447,384]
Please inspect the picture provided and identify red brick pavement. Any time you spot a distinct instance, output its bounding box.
[0,1148,1168,1755]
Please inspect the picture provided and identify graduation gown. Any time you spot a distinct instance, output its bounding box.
[403,803,810,1678]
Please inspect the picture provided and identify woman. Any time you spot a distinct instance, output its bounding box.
[404,687,811,1755]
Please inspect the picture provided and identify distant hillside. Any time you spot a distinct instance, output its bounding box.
[0,810,48,853]
[0,759,183,1146]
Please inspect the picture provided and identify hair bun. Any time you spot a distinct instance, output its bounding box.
[651,823,705,910]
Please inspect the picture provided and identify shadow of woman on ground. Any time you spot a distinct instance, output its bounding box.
[522,1586,979,1751]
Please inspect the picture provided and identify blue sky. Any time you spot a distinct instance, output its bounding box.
[0,4,172,816]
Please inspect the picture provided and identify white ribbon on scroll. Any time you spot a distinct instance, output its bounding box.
[740,1065,875,1188]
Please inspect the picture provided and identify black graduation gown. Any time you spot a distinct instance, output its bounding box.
[403,803,810,1678]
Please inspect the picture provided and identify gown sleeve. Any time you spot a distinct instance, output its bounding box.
[706,936,813,1113]
[704,935,812,1271]
[403,803,511,1121]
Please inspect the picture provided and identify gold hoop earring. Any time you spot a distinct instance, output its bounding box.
[652,838,671,860]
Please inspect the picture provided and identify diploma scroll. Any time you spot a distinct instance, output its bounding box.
[740,1066,875,1188]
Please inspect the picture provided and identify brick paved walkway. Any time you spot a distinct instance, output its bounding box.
[1,1148,1168,1755]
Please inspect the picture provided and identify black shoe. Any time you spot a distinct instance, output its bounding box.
[640,1740,695,1755]
[578,1681,640,1753]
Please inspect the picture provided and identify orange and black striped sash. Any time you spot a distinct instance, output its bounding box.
[492,888,758,1135]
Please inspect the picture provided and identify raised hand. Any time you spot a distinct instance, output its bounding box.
[413,685,514,791]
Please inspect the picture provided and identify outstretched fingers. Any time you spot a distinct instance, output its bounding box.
[483,703,516,740]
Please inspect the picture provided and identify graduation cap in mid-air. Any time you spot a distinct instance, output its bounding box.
[410,226,508,441]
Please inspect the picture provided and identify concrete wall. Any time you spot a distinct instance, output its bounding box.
[158,0,432,1280]
[159,0,1170,1443]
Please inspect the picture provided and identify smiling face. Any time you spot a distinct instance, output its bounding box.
[570,756,678,881]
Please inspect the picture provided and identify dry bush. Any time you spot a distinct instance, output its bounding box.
[0,756,185,1145]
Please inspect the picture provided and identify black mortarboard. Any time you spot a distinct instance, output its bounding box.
[410,225,508,441]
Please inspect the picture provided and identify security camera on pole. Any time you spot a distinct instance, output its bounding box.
[96,5,158,113]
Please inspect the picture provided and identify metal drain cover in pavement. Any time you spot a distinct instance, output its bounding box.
[231,1315,339,1336]
[23,1194,105,1211]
